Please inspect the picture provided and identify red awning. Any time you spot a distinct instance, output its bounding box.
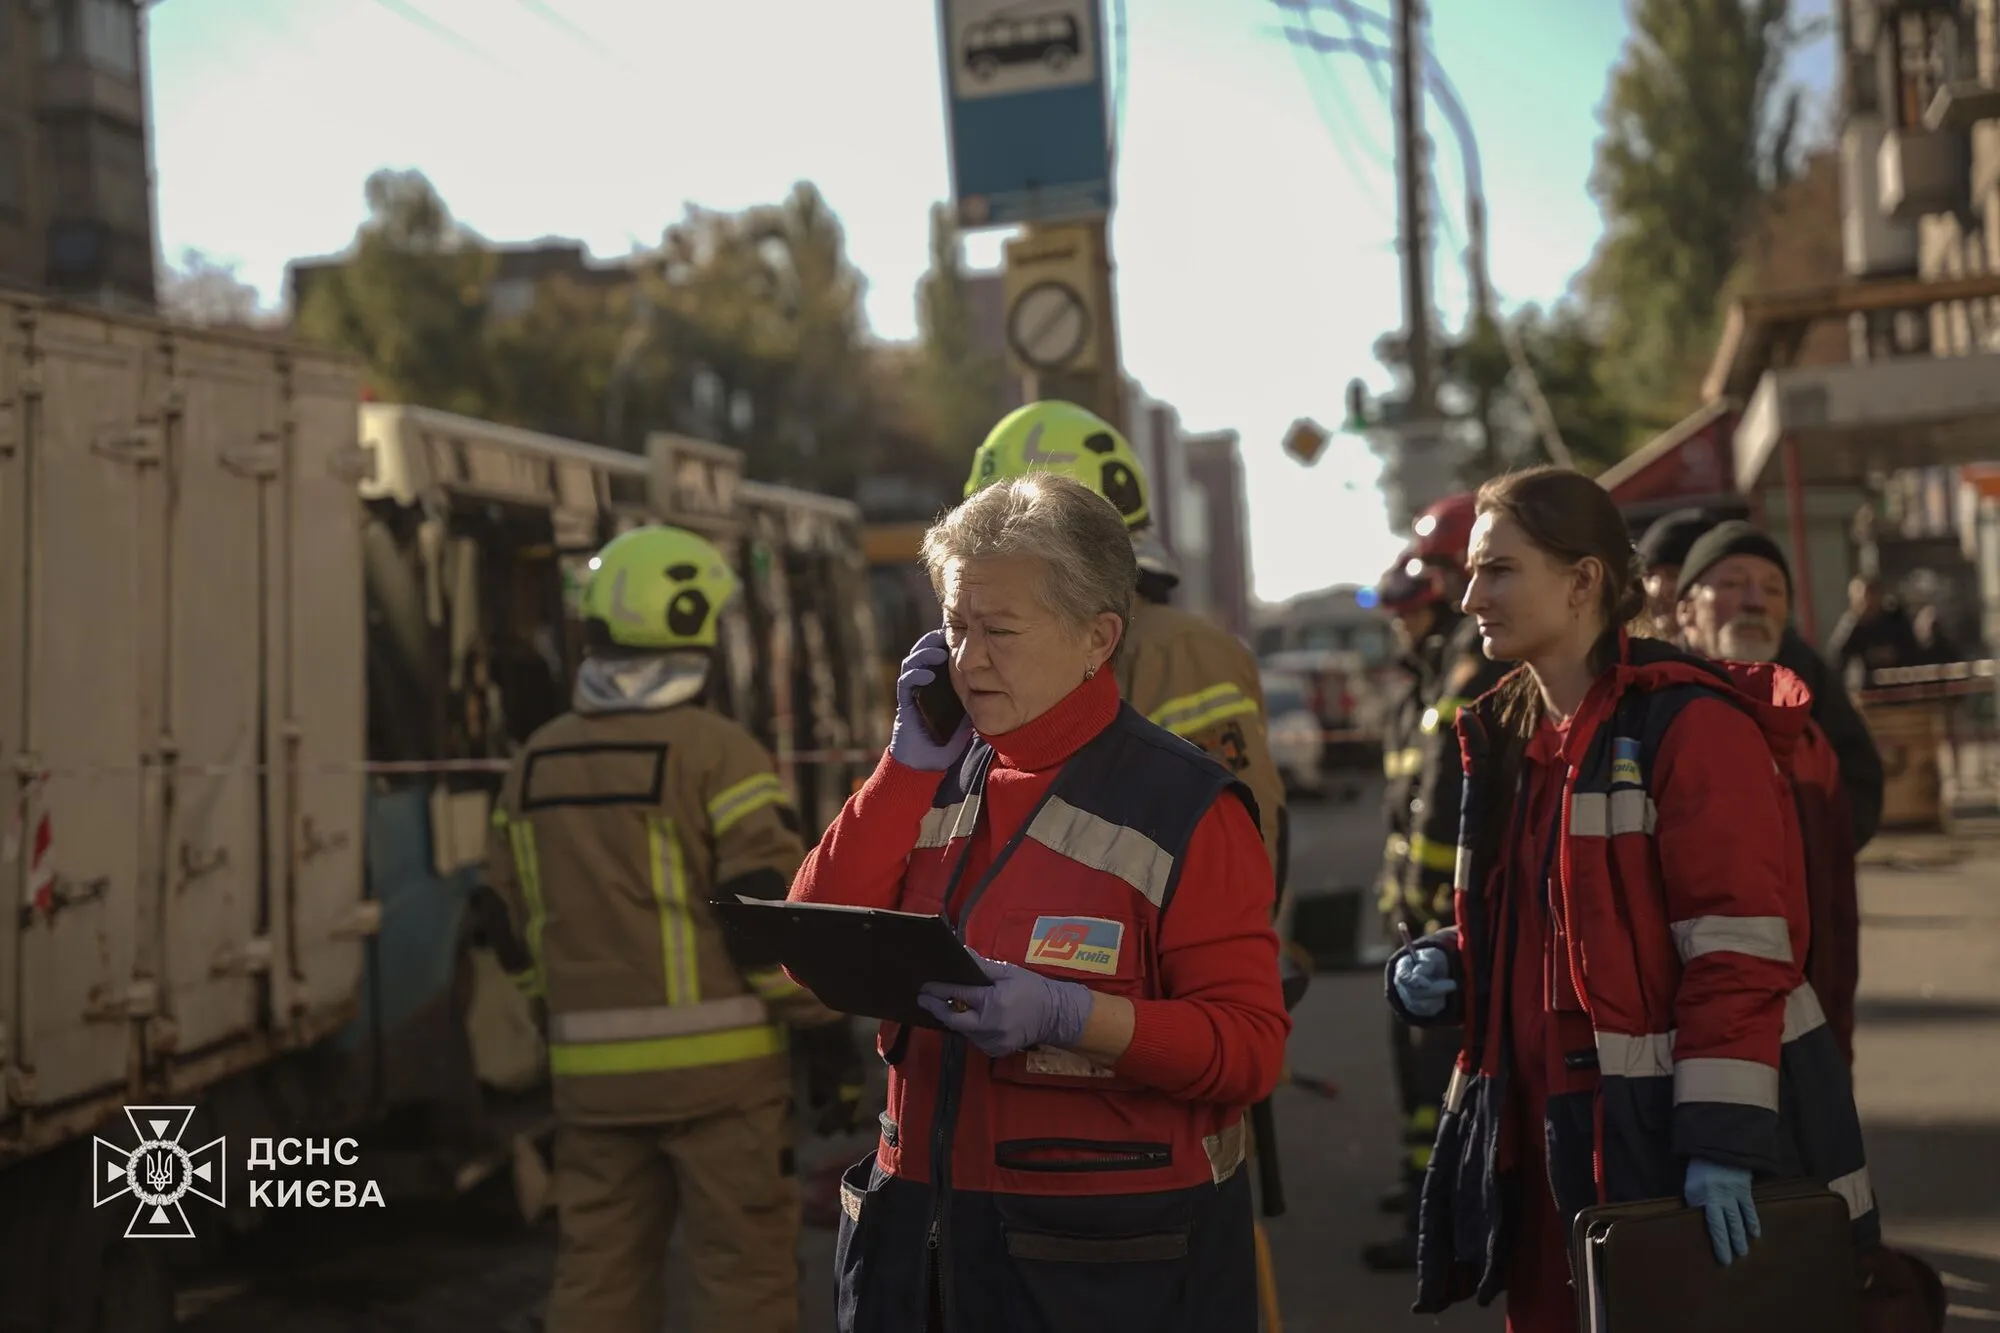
[1596,401,1739,507]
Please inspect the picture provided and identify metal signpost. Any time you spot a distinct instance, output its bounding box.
[939,1,1126,432]
[937,0,1114,229]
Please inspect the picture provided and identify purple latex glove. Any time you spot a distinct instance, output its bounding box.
[918,957,1094,1059]
[890,629,972,771]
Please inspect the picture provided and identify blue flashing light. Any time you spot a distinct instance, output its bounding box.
[1355,587,1379,609]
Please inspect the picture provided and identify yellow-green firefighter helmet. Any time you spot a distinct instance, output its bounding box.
[964,400,1151,531]
[578,525,738,650]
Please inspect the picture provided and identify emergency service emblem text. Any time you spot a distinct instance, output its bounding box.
[93,1108,384,1238]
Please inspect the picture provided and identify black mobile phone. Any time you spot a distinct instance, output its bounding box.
[914,671,967,743]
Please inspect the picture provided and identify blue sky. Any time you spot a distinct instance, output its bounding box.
[147,0,1835,604]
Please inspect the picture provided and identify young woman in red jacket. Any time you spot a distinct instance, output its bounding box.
[791,472,1290,1333]
[1385,467,1878,1333]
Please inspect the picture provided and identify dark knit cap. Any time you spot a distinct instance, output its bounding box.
[1636,508,1721,571]
[1675,520,1792,600]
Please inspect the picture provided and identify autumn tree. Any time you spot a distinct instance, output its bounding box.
[1373,302,1636,486]
[914,203,1006,465]
[294,169,501,417]
[292,170,880,487]
[161,248,268,328]
[617,182,880,490]
[1583,0,1826,427]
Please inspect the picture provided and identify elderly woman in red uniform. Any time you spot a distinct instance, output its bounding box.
[790,472,1289,1333]
[1384,467,1879,1332]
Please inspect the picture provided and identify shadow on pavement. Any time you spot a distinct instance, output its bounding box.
[1894,1246,2000,1329]
[1853,996,2000,1024]
[1862,1122,2000,1223]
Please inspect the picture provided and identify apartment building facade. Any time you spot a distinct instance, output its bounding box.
[0,0,158,309]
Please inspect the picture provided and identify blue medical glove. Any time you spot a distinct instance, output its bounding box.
[1684,1159,1760,1265]
[889,629,972,771]
[917,957,1094,1059]
[1392,948,1457,1018]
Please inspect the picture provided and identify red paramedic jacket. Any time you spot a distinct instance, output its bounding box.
[1386,634,1880,1314]
[789,667,1290,1197]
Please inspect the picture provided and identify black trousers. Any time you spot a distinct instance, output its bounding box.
[1388,1013,1461,1232]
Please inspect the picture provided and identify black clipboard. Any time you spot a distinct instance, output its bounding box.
[712,898,993,1030]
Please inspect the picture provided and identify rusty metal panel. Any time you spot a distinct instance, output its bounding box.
[0,295,366,1159]
[155,332,288,1060]
[265,356,369,1036]
[0,297,153,1117]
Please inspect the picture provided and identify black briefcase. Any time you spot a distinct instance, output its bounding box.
[1570,1180,1860,1333]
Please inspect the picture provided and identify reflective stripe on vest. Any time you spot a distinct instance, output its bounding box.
[917,793,983,851]
[1407,833,1456,874]
[1569,789,1657,837]
[645,816,700,1006]
[1026,796,1177,908]
[496,810,549,999]
[1594,982,1834,1120]
[499,807,787,1077]
[708,772,788,837]
[1148,682,1257,737]
[549,1022,786,1077]
[1421,696,1472,735]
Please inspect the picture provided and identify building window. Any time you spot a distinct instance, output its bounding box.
[1894,9,1969,128]
[91,121,148,234]
[48,220,104,275]
[0,127,20,213]
[39,0,68,61]
[80,0,137,77]
[488,277,535,321]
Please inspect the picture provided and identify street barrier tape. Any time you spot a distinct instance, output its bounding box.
[3,750,887,780]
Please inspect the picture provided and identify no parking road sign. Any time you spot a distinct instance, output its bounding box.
[1002,224,1102,378]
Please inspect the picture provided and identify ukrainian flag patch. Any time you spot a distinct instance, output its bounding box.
[1026,916,1124,976]
[1611,736,1643,788]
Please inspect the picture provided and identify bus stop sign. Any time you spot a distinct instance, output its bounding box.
[938,0,1113,229]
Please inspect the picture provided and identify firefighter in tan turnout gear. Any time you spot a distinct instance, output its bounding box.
[484,524,840,1333]
[963,400,1292,922]
[1362,494,1509,1272]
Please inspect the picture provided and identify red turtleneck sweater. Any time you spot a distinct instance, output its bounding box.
[789,669,1288,1105]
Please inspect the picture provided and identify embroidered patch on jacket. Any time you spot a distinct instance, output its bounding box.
[1026,916,1124,975]
[1611,736,1643,787]
[1209,720,1251,772]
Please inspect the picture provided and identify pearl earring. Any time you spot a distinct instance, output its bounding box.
[1083,665,1096,681]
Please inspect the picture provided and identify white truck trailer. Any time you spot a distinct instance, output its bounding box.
[0,293,890,1332]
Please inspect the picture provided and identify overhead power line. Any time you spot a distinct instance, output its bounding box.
[1275,0,1573,470]
[365,0,524,76]
[1262,7,1396,230]
[511,0,650,80]
[1108,0,1130,171]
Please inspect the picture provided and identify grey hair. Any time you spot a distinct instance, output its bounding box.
[921,473,1138,652]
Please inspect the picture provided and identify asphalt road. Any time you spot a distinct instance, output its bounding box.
[174,786,2000,1331]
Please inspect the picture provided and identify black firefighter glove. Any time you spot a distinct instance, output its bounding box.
[795,1017,868,1139]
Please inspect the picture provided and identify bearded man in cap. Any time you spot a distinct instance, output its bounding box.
[1677,522,1861,1064]
[1639,508,1884,849]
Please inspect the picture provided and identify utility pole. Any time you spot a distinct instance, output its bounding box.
[1393,0,1437,420]
[1379,0,1452,529]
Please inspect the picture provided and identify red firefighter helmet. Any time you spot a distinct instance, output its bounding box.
[1374,547,1449,612]
[1412,493,1478,570]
